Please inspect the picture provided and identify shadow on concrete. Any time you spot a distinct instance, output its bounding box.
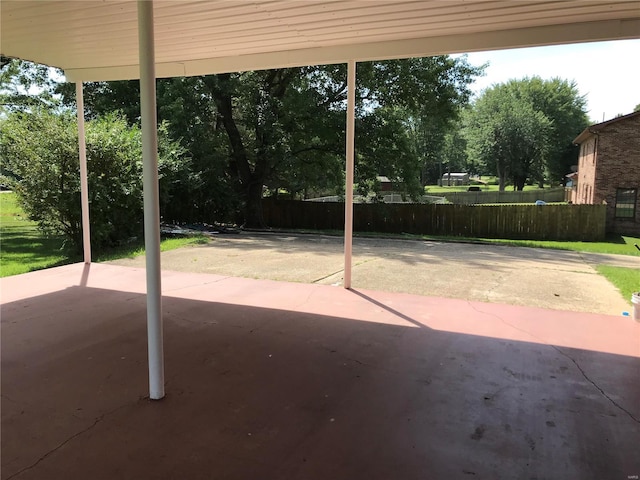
[194,233,583,269]
[2,282,639,480]
[348,288,426,328]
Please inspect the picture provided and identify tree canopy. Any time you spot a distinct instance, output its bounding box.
[464,77,589,190]
[0,57,61,113]
[57,57,482,226]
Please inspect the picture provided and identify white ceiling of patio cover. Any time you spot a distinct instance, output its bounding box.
[2,1,639,82]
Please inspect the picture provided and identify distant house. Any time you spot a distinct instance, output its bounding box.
[376,176,394,191]
[570,111,640,235]
[441,172,469,186]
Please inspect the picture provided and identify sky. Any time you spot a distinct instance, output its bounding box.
[455,39,640,123]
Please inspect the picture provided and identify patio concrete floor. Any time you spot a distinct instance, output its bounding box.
[2,263,639,479]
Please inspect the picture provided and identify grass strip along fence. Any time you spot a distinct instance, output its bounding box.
[262,200,607,241]
[440,187,565,205]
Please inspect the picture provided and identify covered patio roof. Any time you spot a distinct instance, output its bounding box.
[3,1,640,82]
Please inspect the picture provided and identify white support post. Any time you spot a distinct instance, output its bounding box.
[76,82,91,264]
[343,60,356,289]
[138,0,164,400]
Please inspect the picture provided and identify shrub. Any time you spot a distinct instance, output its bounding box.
[0,109,189,252]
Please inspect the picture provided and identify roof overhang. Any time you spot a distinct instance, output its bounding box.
[2,1,640,82]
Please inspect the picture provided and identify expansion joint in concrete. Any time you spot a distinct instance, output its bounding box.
[312,269,344,283]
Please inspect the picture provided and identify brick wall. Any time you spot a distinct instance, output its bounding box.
[595,114,640,235]
[574,113,640,236]
[576,137,597,204]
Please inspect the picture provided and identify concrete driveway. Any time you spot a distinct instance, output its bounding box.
[108,233,639,315]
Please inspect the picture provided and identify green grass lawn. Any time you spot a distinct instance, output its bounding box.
[284,227,640,257]
[93,236,209,263]
[596,265,640,306]
[0,192,209,278]
[477,235,640,257]
[332,229,639,257]
[0,192,71,277]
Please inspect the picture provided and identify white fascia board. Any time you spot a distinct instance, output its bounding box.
[64,18,640,82]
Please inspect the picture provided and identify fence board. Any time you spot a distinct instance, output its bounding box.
[262,200,606,241]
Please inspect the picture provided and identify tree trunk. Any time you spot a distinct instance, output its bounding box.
[204,71,295,228]
[244,180,265,228]
[496,163,507,192]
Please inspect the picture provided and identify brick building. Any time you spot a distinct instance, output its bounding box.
[570,111,640,236]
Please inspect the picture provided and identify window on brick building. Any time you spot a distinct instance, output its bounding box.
[615,188,637,219]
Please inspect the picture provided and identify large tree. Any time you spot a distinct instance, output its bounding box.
[57,69,342,226]
[465,86,551,190]
[507,77,589,183]
[57,57,482,226]
[203,58,481,223]
[358,56,483,186]
[200,68,344,226]
[465,77,589,189]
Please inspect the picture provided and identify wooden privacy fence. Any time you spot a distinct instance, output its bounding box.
[262,200,607,241]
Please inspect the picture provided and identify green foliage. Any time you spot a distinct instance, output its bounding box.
[368,56,484,186]
[0,109,189,252]
[59,58,483,226]
[0,191,209,277]
[198,68,345,226]
[356,107,422,199]
[0,57,61,113]
[464,77,588,189]
[465,88,551,190]
[424,184,547,193]
[357,56,481,114]
[438,122,470,177]
[56,80,141,123]
[502,77,589,183]
[264,67,346,199]
[464,77,588,188]
[59,77,240,223]
[1,109,80,241]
